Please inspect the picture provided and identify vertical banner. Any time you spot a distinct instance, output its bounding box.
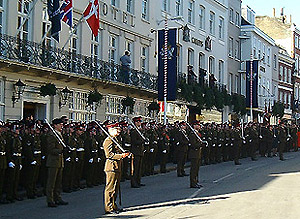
[246,60,259,108]
[47,0,61,42]
[158,29,177,101]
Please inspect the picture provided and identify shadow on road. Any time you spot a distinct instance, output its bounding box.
[123,196,229,212]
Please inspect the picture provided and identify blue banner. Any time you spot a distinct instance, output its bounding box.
[158,29,177,101]
[246,60,258,108]
[47,0,61,42]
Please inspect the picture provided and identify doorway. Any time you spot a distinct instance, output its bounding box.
[23,102,46,120]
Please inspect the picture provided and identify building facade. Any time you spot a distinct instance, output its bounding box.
[0,0,160,122]
[241,6,277,122]
[278,46,294,120]
[255,9,300,120]
[154,0,229,123]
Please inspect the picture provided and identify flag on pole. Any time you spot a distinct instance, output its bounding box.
[60,0,73,28]
[83,0,99,37]
[47,0,61,42]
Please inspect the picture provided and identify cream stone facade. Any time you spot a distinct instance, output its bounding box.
[0,0,159,122]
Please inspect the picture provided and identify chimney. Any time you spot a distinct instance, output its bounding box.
[281,8,284,16]
[273,8,276,17]
[290,14,292,23]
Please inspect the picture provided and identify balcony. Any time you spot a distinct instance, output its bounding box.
[0,33,157,91]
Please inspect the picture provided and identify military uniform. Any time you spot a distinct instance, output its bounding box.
[188,127,202,188]
[0,131,7,202]
[130,126,145,187]
[158,128,170,173]
[147,127,159,175]
[73,131,85,189]
[6,131,23,202]
[23,130,42,198]
[175,124,189,177]
[85,131,99,187]
[103,136,124,214]
[233,127,242,165]
[278,126,286,160]
[45,129,65,205]
[62,132,77,192]
[120,127,131,181]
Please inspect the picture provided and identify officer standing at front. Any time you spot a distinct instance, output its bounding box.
[188,121,203,188]
[46,118,68,207]
[103,123,130,214]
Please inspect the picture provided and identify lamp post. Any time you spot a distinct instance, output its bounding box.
[12,79,26,107]
[59,86,72,110]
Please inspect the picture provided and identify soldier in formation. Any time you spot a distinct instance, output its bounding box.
[0,115,299,207]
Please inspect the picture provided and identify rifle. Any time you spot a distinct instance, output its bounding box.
[44,119,69,150]
[94,121,126,153]
[178,126,190,142]
[95,121,134,176]
[186,122,208,146]
[127,118,149,143]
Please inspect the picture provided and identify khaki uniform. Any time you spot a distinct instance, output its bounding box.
[188,130,202,187]
[46,131,64,204]
[103,137,123,213]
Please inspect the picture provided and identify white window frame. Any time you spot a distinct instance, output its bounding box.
[235,12,240,26]
[141,0,148,20]
[140,45,149,72]
[91,34,100,60]
[199,52,205,69]
[229,37,233,57]
[218,60,224,84]
[218,17,224,40]
[126,0,134,14]
[125,39,134,67]
[209,56,215,75]
[209,11,215,35]
[199,5,205,30]
[188,1,195,25]
[111,0,119,7]
[188,48,194,66]
[295,35,299,49]
[17,0,30,40]
[0,0,6,34]
[109,35,118,63]
[175,0,182,16]
[69,91,96,122]
[229,8,234,23]
[162,0,170,12]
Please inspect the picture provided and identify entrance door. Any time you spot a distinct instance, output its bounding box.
[23,102,46,120]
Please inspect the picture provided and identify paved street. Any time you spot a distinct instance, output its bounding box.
[1,151,300,219]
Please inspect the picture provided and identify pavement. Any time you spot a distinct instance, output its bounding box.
[1,151,300,219]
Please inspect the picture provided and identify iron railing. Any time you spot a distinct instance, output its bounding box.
[0,34,157,91]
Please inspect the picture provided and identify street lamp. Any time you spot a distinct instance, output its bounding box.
[59,86,72,109]
[157,14,183,125]
[12,79,26,107]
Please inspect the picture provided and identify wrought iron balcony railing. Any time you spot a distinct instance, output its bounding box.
[0,34,157,91]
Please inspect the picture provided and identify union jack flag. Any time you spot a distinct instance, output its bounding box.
[60,0,72,27]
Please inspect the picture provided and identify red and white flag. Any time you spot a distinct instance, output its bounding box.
[83,0,99,37]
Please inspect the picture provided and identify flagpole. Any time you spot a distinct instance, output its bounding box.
[62,15,84,51]
[40,23,52,44]
[15,0,39,38]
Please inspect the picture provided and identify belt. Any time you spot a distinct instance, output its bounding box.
[77,148,85,152]
[92,150,98,153]
[34,151,41,154]
[0,152,5,155]
[13,153,21,157]
[125,143,131,147]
